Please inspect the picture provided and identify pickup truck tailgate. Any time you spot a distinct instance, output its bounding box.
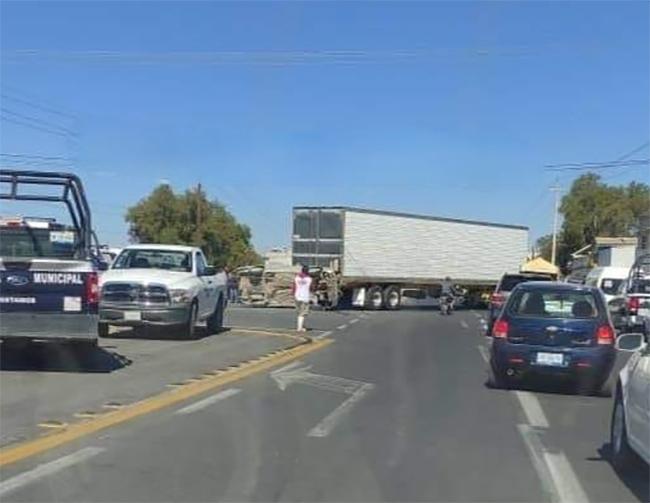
[0,259,98,341]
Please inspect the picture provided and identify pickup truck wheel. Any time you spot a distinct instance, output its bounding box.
[98,323,110,338]
[182,302,199,340]
[207,296,224,334]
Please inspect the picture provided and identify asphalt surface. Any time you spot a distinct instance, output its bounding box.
[0,306,648,502]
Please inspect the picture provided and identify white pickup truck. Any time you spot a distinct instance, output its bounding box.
[98,244,227,339]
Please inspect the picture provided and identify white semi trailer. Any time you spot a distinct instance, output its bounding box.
[291,206,530,309]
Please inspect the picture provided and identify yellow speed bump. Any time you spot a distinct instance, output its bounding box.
[0,338,332,467]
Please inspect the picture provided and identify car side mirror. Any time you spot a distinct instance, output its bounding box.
[615,333,646,352]
[97,261,109,272]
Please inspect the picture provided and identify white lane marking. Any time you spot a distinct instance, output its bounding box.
[543,450,590,503]
[336,324,348,330]
[308,383,375,438]
[470,310,482,318]
[271,361,304,374]
[517,425,560,503]
[349,318,359,324]
[477,345,490,363]
[313,330,332,340]
[460,320,469,329]
[517,424,588,503]
[175,388,241,415]
[514,391,550,429]
[0,447,104,497]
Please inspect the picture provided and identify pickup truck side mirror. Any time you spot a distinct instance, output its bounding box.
[201,266,217,276]
[97,261,109,272]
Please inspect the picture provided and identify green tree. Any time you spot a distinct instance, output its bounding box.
[554,173,650,268]
[126,184,261,268]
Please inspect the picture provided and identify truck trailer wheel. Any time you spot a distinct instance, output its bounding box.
[384,286,401,310]
[366,286,384,310]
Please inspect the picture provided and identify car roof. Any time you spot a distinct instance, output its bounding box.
[514,281,599,293]
[123,244,198,253]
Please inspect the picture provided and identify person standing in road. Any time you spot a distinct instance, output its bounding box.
[292,265,312,332]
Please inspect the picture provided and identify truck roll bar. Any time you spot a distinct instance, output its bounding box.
[0,169,93,254]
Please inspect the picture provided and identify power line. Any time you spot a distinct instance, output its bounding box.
[614,141,650,162]
[0,93,77,119]
[544,159,648,171]
[0,153,74,161]
[0,108,77,137]
[0,115,73,137]
[543,142,650,172]
[0,44,602,65]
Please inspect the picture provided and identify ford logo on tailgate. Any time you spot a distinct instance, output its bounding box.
[5,275,29,287]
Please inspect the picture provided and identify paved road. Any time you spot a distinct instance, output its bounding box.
[1,308,647,502]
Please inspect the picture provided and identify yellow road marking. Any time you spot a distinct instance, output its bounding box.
[0,338,332,467]
[227,327,308,341]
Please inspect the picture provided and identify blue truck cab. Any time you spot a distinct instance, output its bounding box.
[0,170,105,349]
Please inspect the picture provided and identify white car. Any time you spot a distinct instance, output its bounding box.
[98,244,227,339]
[610,332,650,469]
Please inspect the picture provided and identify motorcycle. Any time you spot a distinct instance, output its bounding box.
[439,293,455,315]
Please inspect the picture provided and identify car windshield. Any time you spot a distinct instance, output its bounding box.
[509,289,600,319]
[113,249,191,272]
[499,275,550,292]
[0,225,80,259]
[600,278,624,295]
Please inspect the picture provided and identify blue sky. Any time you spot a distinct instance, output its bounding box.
[1,1,648,251]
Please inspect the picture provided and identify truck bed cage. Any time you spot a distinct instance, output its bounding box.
[629,253,650,279]
[0,169,93,253]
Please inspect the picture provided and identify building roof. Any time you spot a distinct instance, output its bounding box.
[293,206,528,231]
[595,236,638,247]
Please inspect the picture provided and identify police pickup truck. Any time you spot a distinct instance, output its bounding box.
[0,170,105,349]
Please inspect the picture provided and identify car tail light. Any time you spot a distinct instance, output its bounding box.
[627,297,640,315]
[596,325,615,345]
[86,272,99,305]
[490,293,505,307]
[492,319,509,339]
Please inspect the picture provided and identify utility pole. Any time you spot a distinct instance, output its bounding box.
[550,181,561,265]
[195,183,202,244]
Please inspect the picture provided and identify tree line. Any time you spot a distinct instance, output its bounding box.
[125,183,260,269]
[536,173,650,270]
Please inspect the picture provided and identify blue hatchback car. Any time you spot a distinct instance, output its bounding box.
[489,282,616,394]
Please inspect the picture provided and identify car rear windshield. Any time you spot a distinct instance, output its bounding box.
[629,279,650,294]
[509,289,599,319]
[499,275,550,292]
[600,278,624,295]
[113,249,192,272]
[0,226,80,259]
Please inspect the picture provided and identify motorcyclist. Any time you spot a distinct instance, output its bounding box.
[440,276,456,314]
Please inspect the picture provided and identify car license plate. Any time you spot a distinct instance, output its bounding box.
[124,311,142,321]
[536,352,564,367]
